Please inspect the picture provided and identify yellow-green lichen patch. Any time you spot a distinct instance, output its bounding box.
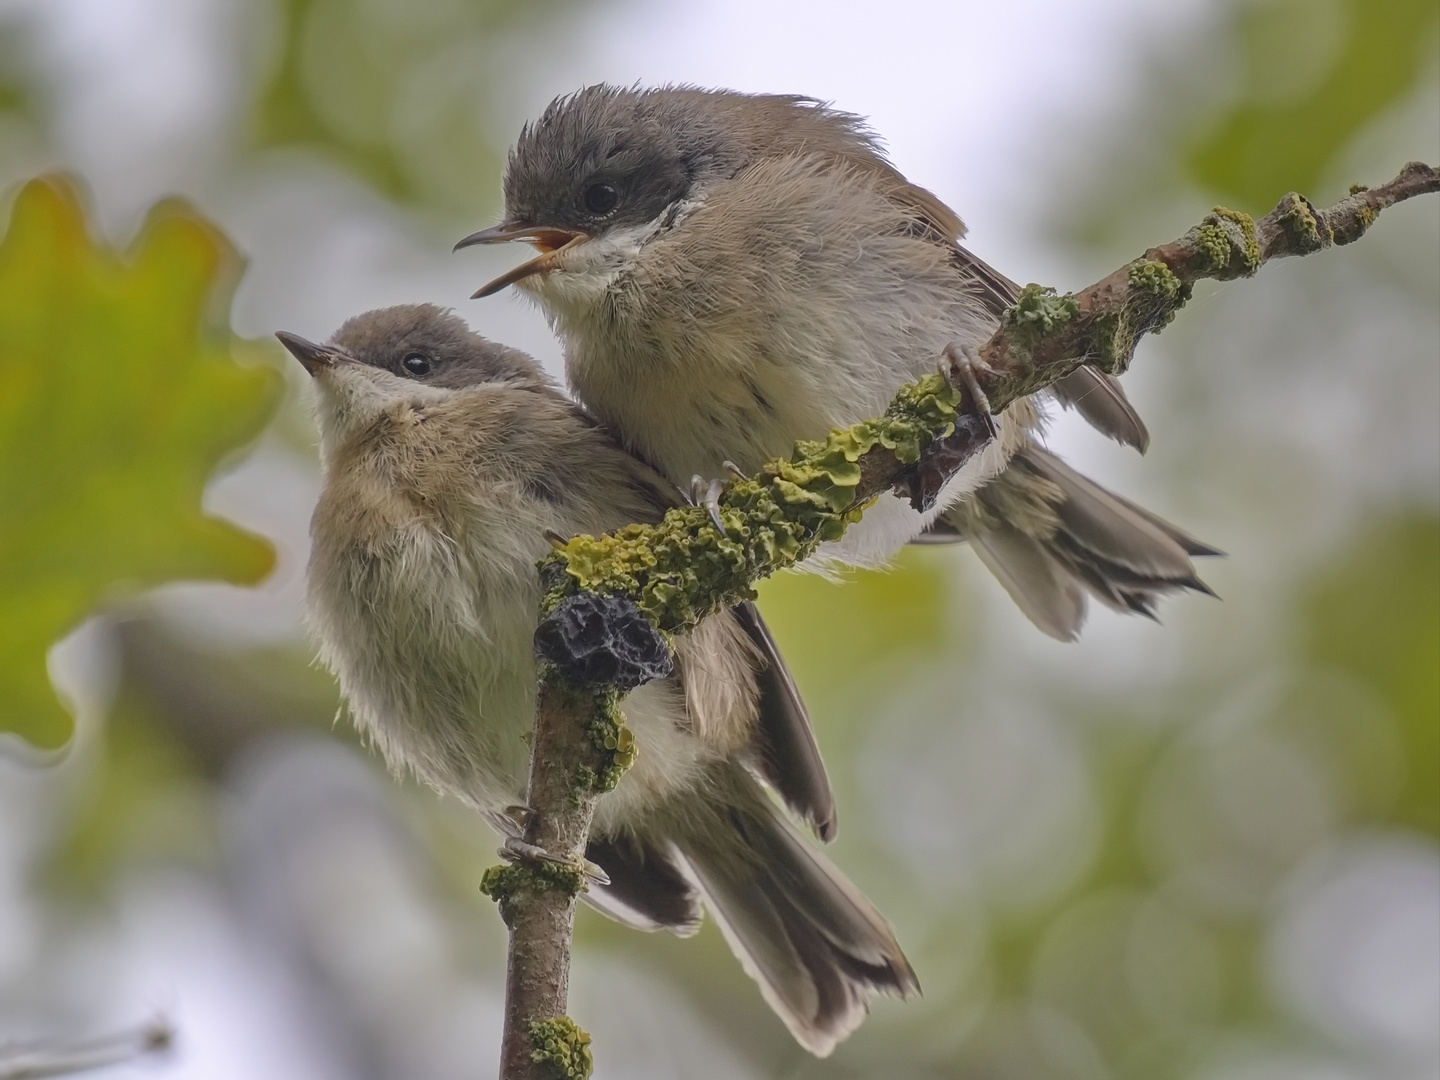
[1348,182,1370,195]
[1210,206,1260,274]
[1275,192,1331,253]
[1128,258,1183,299]
[1004,284,1081,351]
[529,1016,593,1080]
[541,374,964,638]
[1195,221,1232,271]
[586,691,636,793]
[480,861,585,925]
[570,765,598,805]
[1075,261,1192,375]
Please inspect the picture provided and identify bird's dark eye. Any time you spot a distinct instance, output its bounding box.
[583,182,619,215]
[401,353,432,377]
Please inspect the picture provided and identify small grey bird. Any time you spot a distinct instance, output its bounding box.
[458,85,1218,639]
[277,304,916,1056]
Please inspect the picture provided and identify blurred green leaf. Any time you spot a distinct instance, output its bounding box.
[251,0,579,211]
[0,176,281,749]
[1303,514,1440,834]
[1188,0,1439,206]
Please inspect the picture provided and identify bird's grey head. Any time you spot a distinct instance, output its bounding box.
[277,304,546,390]
[276,305,550,446]
[503,86,743,239]
[455,85,859,299]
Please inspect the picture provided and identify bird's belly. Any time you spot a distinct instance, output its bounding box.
[566,301,1033,568]
[307,516,537,815]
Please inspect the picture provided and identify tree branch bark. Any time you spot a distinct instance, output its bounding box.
[490,162,1437,1079]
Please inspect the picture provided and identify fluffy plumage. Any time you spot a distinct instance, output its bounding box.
[289,304,914,1055]
[478,85,1215,626]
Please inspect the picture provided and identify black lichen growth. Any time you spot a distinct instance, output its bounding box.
[529,1016,593,1080]
[534,593,673,691]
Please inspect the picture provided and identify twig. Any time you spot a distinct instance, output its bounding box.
[979,161,1440,408]
[0,1019,171,1080]
[490,163,1438,1079]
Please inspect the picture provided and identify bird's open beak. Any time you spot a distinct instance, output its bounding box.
[275,331,349,376]
[453,222,590,298]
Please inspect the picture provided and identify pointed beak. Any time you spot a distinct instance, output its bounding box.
[454,221,590,298]
[275,331,348,376]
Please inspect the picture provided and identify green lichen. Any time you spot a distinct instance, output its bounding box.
[570,765,598,805]
[586,690,636,792]
[1195,221,1232,270]
[542,374,963,637]
[1275,192,1331,252]
[1004,284,1080,349]
[1348,182,1370,195]
[1079,261,1193,375]
[1193,207,1260,278]
[480,860,585,924]
[529,1016,593,1080]
[1355,203,1378,229]
[1127,258,1182,298]
[1211,206,1260,274]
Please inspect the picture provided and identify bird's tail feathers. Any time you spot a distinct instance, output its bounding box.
[670,772,917,1056]
[927,446,1220,640]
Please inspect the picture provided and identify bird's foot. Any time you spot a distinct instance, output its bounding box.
[688,473,727,533]
[941,341,999,438]
[500,835,610,887]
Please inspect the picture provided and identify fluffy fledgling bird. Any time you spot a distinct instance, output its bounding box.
[459,85,1218,640]
[278,304,916,1056]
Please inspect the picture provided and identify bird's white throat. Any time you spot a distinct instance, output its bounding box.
[517,199,703,319]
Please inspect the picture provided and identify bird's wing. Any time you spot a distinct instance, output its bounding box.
[732,601,837,843]
[883,189,1153,452]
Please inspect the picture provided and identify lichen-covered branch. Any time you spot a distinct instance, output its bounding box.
[535,163,1437,659]
[979,161,1440,409]
[496,162,1437,1079]
[487,678,623,1080]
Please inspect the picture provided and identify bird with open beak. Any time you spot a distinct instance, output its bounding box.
[458,85,1218,640]
[277,304,917,1057]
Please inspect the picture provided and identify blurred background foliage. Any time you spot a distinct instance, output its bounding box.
[250,0,580,213]
[0,1,1434,1079]
[0,177,279,749]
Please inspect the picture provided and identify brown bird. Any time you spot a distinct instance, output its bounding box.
[459,85,1219,640]
[278,303,917,1056]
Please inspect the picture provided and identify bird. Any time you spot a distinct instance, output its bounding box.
[277,303,917,1056]
[456,84,1219,640]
